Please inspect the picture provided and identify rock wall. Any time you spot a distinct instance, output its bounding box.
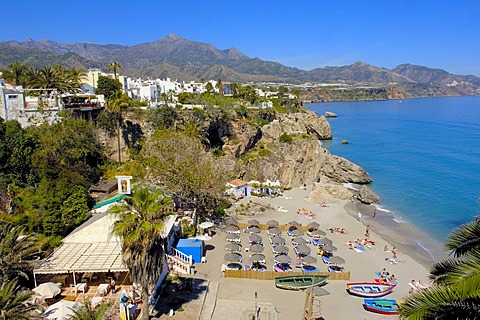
[243,139,372,188]
[262,111,333,140]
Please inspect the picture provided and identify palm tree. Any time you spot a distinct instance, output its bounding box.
[0,279,37,320]
[399,217,480,319]
[70,298,112,320]
[0,61,30,86]
[0,222,40,282]
[215,79,224,96]
[24,65,70,94]
[109,187,173,320]
[66,68,87,92]
[106,91,131,163]
[107,62,122,80]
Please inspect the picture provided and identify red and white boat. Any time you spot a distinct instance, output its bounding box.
[346,282,396,297]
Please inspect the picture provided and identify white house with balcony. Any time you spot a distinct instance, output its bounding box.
[0,81,61,127]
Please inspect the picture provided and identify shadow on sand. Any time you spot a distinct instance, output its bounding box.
[152,277,208,317]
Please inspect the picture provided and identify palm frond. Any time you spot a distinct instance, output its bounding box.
[400,270,480,319]
[445,218,480,257]
[430,253,480,285]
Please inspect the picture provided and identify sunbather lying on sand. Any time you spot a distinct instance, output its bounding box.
[329,227,348,234]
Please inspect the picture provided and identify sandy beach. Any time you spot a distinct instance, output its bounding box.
[163,184,442,319]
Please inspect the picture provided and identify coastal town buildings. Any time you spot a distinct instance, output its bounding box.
[1,66,295,126]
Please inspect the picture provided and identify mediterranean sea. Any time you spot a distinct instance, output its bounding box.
[307,96,480,244]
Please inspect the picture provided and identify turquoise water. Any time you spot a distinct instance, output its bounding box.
[307,97,480,242]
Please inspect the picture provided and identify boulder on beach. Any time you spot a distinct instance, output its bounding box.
[356,185,380,204]
[307,183,354,204]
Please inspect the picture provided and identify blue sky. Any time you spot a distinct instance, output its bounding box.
[3,0,480,76]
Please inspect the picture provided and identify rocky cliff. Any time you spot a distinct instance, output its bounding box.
[219,110,373,188]
[99,108,374,194]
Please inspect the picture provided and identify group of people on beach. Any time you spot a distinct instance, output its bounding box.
[296,208,316,219]
[328,227,348,234]
[409,279,430,293]
[378,267,396,284]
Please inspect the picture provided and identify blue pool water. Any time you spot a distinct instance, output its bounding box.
[307,96,480,242]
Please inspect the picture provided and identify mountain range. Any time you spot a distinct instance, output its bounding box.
[1,33,480,96]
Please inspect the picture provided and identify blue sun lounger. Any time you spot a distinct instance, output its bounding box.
[321,255,331,264]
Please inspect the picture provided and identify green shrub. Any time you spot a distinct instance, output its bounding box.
[212,148,226,158]
[279,132,293,144]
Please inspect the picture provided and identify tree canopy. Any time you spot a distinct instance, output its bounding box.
[144,130,230,218]
[95,75,122,99]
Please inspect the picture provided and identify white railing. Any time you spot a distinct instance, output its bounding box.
[171,248,193,265]
[167,248,193,274]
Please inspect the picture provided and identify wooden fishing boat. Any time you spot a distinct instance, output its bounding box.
[275,275,329,290]
[363,299,399,315]
[346,282,396,297]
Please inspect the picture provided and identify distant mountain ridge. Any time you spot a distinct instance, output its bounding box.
[1,34,479,96]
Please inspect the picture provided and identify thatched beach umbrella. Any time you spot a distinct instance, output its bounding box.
[248,234,262,244]
[292,237,308,246]
[225,242,241,252]
[295,244,311,256]
[267,227,281,236]
[226,225,240,234]
[274,254,292,264]
[301,255,317,265]
[248,219,260,226]
[290,229,304,237]
[247,226,261,234]
[322,244,337,252]
[226,234,240,242]
[317,237,333,246]
[224,252,242,262]
[225,217,237,226]
[329,256,345,265]
[272,245,289,254]
[307,222,320,230]
[249,244,264,253]
[250,254,266,263]
[288,221,300,227]
[309,229,326,237]
[270,236,286,245]
[266,219,279,228]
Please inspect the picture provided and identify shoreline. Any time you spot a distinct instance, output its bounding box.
[344,201,447,268]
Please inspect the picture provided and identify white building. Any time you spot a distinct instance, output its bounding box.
[0,81,61,127]
[0,79,105,127]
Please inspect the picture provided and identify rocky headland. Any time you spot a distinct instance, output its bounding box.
[100,107,379,204]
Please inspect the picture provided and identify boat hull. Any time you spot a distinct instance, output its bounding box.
[275,275,329,291]
[363,299,399,315]
[346,282,395,297]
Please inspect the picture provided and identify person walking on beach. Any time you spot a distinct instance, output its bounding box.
[365,225,370,237]
[357,212,362,221]
[373,209,377,218]
[392,246,398,260]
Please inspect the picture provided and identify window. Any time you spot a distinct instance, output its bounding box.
[8,95,18,99]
